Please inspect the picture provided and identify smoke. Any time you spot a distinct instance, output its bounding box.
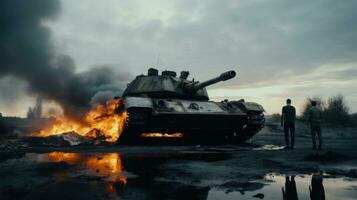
[90,91,117,106]
[27,97,43,119]
[0,0,127,120]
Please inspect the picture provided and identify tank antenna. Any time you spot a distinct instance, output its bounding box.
[156,53,160,68]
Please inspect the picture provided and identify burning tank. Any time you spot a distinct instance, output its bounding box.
[118,68,265,143]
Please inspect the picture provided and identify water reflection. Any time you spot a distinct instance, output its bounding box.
[309,172,325,200]
[282,173,326,200]
[207,173,356,200]
[282,176,298,200]
[44,152,127,195]
[1,152,215,199]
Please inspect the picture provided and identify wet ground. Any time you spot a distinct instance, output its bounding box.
[1,125,357,200]
[208,174,357,200]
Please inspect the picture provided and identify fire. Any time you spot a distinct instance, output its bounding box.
[141,133,184,138]
[45,152,127,194]
[35,99,128,142]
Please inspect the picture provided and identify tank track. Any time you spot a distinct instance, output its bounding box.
[235,112,265,143]
[119,106,265,144]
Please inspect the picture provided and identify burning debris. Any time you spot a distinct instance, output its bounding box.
[32,99,128,145]
[29,132,94,147]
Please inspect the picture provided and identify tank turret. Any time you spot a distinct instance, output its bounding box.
[122,68,236,100]
[183,70,236,93]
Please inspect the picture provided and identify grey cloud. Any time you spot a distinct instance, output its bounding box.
[329,68,357,81]
[2,0,357,115]
[52,0,357,88]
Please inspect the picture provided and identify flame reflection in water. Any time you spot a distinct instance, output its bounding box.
[44,152,127,195]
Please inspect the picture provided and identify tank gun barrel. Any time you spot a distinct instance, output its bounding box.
[184,70,236,93]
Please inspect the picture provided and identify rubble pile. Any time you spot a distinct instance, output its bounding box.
[0,139,27,152]
[26,130,112,147]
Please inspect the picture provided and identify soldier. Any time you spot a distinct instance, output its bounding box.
[281,99,296,149]
[307,101,323,150]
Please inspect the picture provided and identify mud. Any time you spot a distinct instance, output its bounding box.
[1,123,357,200]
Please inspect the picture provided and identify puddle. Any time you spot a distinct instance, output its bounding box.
[40,152,130,193]
[1,151,357,200]
[253,144,285,151]
[0,152,215,199]
[0,152,132,199]
[208,173,357,200]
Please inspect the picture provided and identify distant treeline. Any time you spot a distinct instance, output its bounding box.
[270,95,357,126]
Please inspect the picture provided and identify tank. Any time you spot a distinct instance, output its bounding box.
[118,68,265,143]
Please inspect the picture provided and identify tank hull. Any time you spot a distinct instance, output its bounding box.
[149,112,247,132]
[119,97,265,143]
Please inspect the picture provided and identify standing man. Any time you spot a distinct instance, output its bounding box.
[308,101,323,150]
[281,99,296,149]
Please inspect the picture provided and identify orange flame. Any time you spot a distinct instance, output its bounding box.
[35,99,128,142]
[141,133,184,138]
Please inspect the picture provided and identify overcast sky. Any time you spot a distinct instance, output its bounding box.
[1,0,357,116]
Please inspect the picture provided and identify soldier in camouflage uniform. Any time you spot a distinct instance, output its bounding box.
[307,101,323,150]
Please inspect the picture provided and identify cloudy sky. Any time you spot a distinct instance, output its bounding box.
[1,0,357,116]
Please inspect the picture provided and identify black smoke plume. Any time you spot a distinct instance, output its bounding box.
[0,0,127,120]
